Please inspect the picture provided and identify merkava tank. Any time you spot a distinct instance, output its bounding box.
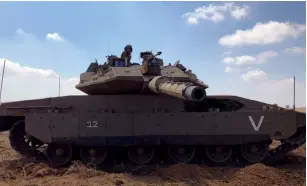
[0,50,305,169]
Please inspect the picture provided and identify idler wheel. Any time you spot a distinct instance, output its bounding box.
[9,120,44,157]
[80,146,107,166]
[127,146,154,165]
[205,146,232,164]
[167,146,195,164]
[240,143,269,163]
[45,143,72,167]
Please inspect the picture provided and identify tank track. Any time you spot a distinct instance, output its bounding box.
[207,98,306,165]
[9,120,45,158]
[263,126,305,165]
[204,98,306,165]
[8,119,306,170]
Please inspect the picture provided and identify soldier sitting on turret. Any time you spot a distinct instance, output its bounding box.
[121,44,133,65]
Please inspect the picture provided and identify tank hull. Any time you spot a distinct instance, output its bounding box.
[24,111,298,145]
[0,95,305,168]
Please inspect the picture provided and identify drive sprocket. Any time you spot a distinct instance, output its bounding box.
[9,120,44,158]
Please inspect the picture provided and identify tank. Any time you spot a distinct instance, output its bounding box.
[0,50,305,169]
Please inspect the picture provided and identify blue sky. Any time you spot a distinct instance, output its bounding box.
[0,1,306,106]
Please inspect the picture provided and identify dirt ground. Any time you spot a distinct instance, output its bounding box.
[0,108,305,186]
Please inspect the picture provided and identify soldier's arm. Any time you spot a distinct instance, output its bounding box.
[121,51,126,58]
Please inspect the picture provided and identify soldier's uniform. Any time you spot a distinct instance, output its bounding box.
[121,44,133,65]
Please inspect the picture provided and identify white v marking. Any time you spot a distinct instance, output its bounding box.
[248,116,264,131]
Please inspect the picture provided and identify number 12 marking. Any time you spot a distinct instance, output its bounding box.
[86,121,99,128]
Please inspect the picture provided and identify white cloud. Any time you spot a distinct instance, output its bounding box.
[249,78,305,107]
[256,51,279,63]
[46,32,64,41]
[230,5,249,20]
[241,69,268,82]
[235,55,256,66]
[0,59,84,102]
[0,29,91,102]
[219,21,306,46]
[284,46,306,55]
[182,3,249,24]
[222,51,278,66]
[0,59,58,78]
[207,72,306,107]
[236,69,306,107]
[16,28,30,37]
[0,29,89,78]
[222,57,235,64]
[224,66,233,72]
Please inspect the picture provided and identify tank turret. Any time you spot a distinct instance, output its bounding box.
[75,50,209,102]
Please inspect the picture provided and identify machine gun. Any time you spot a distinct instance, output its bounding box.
[140,51,164,75]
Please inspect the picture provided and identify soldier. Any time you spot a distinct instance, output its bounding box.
[121,44,133,65]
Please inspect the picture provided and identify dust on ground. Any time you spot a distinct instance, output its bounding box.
[0,107,305,186]
[0,132,305,186]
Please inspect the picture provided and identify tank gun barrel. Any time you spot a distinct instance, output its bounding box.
[148,76,206,102]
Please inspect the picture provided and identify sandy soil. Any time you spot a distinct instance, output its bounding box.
[0,107,305,186]
[0,135,305,186]
[296,107,306,113]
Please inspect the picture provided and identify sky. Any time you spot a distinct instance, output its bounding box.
[0,1,306,107]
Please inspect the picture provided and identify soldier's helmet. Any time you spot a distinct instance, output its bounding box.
[125,44,133,52]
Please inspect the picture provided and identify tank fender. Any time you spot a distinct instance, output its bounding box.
[296,111,306,128]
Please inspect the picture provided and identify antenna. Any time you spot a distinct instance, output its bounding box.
[293,76,295,110]
[0,60,6,106]
[58,76,61,97]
